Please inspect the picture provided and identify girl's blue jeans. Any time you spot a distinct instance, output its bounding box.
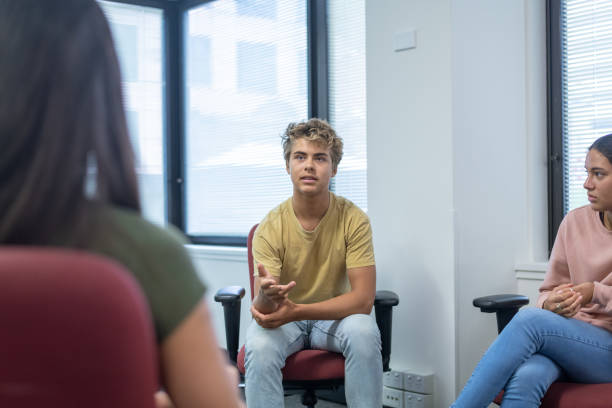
[452,308,612,407]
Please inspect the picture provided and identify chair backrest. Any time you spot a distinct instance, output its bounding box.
[0,248,158,408]
[246,223,259,300]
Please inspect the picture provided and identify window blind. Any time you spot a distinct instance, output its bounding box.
[562,0,612,212]
[328,0,368,212]
[99,1,166,225]
[185,0,307,236]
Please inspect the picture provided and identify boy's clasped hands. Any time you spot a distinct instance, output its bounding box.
[251,263,298,329]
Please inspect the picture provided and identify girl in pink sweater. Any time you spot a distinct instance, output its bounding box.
[453,134,612,407]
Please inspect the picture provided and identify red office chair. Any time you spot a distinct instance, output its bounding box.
[215,224,399,407]
[0,248,158,408]
[474,294,612,407]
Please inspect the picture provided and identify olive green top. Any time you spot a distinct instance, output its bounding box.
[83,206,205,343]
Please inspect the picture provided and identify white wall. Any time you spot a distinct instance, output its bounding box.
[451,0,547,393]
[188,245,251,348]
[189,1,549,407]
[366,0,547,406]
[366,0,457,406]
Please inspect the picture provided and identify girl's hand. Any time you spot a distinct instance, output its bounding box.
[572,282,595,306]
[154,391,174,408]
[543,283,582,317]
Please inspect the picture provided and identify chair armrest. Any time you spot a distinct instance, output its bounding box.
[374,290,400,372]
[473,294,529,333]
[214,285,246,303]
[473,294,529,312]
[375,290,400,307]
[214,286,246,364]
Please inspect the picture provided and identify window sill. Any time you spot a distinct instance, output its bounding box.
[514,262,547,280]
[185,244,248,263]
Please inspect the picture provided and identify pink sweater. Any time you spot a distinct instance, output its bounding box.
[537,205,612,333]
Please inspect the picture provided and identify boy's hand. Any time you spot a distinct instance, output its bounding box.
[251,298,299,329]
[257,263,296,303]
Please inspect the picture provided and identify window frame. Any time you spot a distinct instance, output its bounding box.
[103,0,338,246]
[547,0,564,253]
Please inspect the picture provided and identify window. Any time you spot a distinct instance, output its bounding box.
[187,35,212,86]
[328,0,367,211]
[99,1,166,225]
[100,0,368,245]
[549,0,612,247]
[184,0,306,239]
[236,41,278,94]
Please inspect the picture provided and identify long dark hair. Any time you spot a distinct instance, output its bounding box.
[0,0,141,245]
[590,133,612,165]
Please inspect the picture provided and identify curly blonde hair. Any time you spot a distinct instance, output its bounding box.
[281,118,343,172]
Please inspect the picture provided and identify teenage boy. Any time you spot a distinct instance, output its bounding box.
[246,118,381,408]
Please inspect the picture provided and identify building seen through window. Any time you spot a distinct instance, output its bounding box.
[185,0,307,237]
[99,0,166,226]
[98,0,367,243]
[561,0,612,212]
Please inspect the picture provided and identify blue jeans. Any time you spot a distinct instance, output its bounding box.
[244,314,382,408]
[452,308,612,408]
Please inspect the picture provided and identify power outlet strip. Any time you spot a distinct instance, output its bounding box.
[403,391,433,408]
[383,385,403,408]
[383,370,434,394]
[403,372,433,394]
[383,370,404,390]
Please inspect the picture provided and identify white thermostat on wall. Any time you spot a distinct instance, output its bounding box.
[393,29,417,52]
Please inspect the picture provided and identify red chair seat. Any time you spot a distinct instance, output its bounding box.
[237,346,345,381]
[0,248,157,408]
[493,391,503,405]
[494,382,612,407]
[541,382,612,408]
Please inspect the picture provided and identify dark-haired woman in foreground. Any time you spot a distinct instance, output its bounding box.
[452,134,612,407]
[0,1,242,407]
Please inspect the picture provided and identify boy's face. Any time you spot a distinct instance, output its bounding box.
[286,138,336,198]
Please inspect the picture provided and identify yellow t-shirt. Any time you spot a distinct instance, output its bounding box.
[252,192,375,304]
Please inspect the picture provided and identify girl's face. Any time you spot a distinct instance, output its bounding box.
[584,148,612,212]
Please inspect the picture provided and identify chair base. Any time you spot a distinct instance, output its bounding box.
[301,389,317,407]
[315,385,346,405]
[283,379,344,407]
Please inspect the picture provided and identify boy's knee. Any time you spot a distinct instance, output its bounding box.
[341,314,381,352]
[245,328,284,365]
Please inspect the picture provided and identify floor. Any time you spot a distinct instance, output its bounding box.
[238,389,346,407]
[284,394,345,407]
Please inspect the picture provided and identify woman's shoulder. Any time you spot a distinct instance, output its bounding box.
[563,205,598,228]
[94,205,205,342]
[558,205,611,241]
[566,204,593,218]
[99,205,189,250]
[92,205,198,288]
